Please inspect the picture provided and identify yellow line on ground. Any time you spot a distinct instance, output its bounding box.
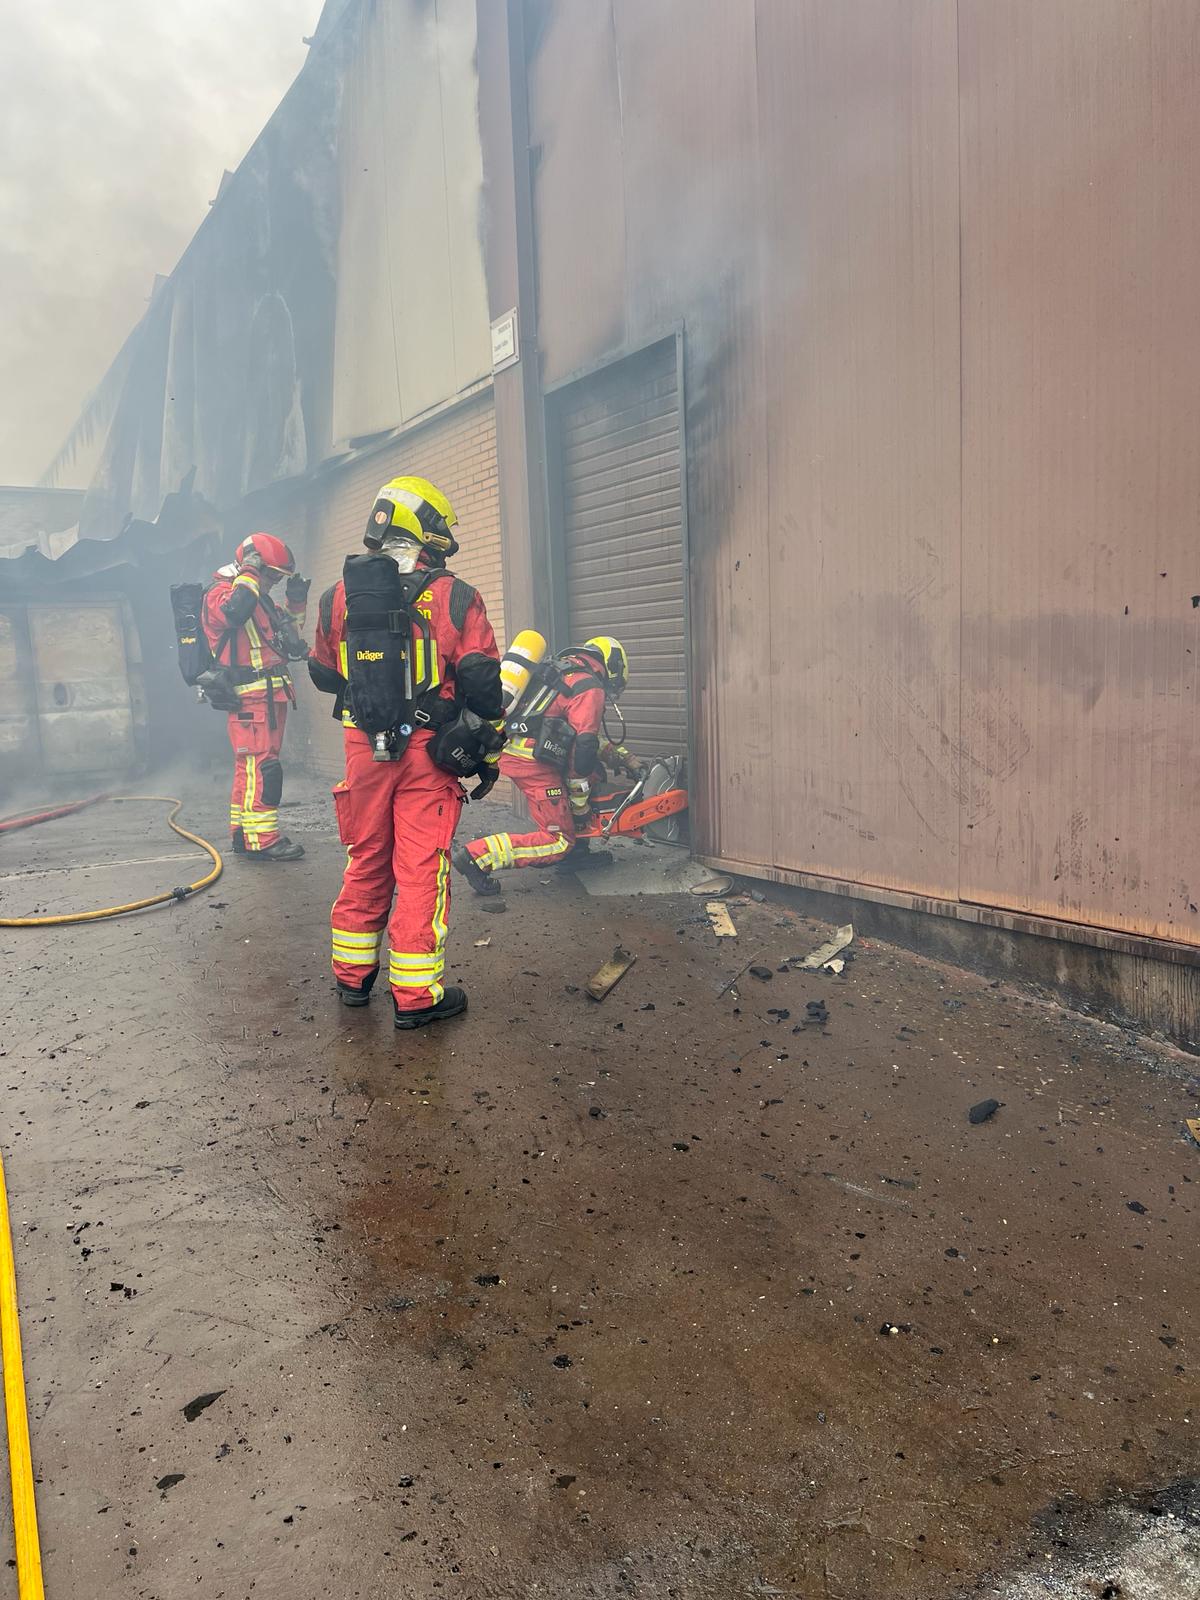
[0,1150,44,1599]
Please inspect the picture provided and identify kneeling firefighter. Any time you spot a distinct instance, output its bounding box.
[200,533,311,860]
[452,636,637,895]
[308,476,503,1029]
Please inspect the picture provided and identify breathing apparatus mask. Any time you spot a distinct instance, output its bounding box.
[376,531,424,575]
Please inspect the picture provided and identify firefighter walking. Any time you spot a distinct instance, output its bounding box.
[452,637,637,894]
[308,476,503,1029]
[201,533,310,860]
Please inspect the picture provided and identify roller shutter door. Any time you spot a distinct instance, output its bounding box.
[553,339,687,763]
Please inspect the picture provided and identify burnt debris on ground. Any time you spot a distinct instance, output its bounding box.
[0,774,1196,1598]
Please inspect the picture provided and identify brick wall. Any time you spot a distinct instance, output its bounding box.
[288,389,505,780]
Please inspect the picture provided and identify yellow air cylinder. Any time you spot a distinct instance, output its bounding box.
[500,629,547,713]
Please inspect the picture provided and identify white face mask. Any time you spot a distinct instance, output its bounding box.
[381,538,421,573]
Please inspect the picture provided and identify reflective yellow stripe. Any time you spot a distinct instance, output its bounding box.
[476,831,570,871]
[331,928,384,948]
[388,953,441,973]
[504,737,536,760]
[336,640,358,725]
[232,574,265,671]
[234,674,289,696]
[244,754,257,811]
[477,833,514,870]
[244,618,265,671]
[333,946,381,967]
[431,850,450,953]
[511,836,570,863]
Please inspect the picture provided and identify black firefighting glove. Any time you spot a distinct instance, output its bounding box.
[469,766,499,802]
[285,574,312,605]
[276,617,311,659]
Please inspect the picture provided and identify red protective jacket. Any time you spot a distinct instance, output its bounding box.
[309,561,501,732]
[504,652,606,778]
[201,566,306,696]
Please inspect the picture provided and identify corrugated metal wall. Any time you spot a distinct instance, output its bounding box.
[549,340,688,763]
[524,0,1200,948]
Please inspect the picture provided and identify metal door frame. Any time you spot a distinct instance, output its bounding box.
[541,326,693,784]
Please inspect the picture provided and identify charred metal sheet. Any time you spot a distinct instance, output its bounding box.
[41,14,358,540]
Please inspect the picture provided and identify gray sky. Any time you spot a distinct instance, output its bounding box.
[0,0,318,485]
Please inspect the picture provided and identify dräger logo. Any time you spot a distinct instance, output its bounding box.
[355,649,385,662]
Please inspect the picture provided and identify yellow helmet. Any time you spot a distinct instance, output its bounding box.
[581,636,629,696]
[364,476,459,558]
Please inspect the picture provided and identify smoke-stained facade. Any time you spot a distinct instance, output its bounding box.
[503,0,1200,954]
[40,0,494,545]
[28,0,1200,988]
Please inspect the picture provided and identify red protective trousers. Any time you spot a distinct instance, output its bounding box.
[465,753,576,871]
[227,697,287,851]
[330,729,463,1011]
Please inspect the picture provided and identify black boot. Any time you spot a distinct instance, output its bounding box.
[557,840,612,871]
[246,836,305,861]
[394,987,468,1030]
[451,844,500,896]
[337,968,378,1007]
[230,827,246,855]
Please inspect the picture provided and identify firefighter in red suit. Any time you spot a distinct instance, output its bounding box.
[202,533,310,860]
[308,476,503,1030]
[452,637,636,894]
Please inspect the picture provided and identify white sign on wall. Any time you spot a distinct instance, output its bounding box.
[491,309,519,372]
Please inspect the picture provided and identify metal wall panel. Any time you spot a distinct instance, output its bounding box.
[551,340,687,762]
[524,0,628,386]
[523,0,1200,948]
[756,0,962,896]
[331,0,491,446]
[959,1,1200,943]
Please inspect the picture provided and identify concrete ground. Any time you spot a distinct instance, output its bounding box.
[0,768,1197,1599]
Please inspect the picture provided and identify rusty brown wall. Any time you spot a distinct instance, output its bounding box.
[957,1,1200,943]
[522,0,1200,948]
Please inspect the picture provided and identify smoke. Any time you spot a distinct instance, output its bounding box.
[0,0,318,486]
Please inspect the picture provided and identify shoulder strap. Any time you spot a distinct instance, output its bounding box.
[202,581,237,666]
[554,658,604,698]
[398,568,452,605]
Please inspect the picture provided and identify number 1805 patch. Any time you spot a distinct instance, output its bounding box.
[545,786,564,799]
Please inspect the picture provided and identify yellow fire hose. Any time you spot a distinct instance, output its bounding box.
[0,796,223,927]
[0,1151,44,1599]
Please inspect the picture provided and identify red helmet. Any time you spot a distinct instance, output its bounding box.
[234,533,295,578]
